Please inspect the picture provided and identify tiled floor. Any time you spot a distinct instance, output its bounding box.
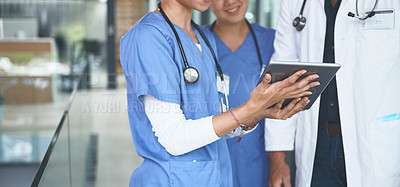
[83,88,142,186]
[72,75,143,186]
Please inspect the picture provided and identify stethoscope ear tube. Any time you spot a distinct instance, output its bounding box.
[244,19,263,68]
[295,0,378,31]
[191,21,225,83]
[158,2,230,110]
[210,19,263,112]
[158,2,200,84]
[157,2,224,84]
[210,19,263,69]
[348,0,378,20]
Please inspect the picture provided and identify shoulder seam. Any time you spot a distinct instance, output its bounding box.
[136,22,175,52]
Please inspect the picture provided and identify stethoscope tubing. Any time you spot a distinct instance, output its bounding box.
[158,3,190,69]
[157,2,230,110]
[296,0,379,30]
[210,20,263,69]
[209,19,265,111]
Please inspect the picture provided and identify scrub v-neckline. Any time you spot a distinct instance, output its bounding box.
[213,31,251,54]
[152,12,205,56]
[176,25,205,56]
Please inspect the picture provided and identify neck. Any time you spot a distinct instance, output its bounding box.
[331,0,338,7]
[213,19,249,52]
[158,1,193,31]
[214,19,248,39]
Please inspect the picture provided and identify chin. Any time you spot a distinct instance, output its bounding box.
[193,2,210,12]
[223,16,244,25]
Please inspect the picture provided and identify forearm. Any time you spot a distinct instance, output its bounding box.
[269,151,286,163]
[144,95,263,155]
[212,101,262,137]
[268,151,291,187]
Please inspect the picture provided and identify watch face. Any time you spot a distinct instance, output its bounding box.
[184,67,199,83]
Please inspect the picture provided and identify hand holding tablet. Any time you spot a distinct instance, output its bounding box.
[256,71,318,120]
[258,61,341,110]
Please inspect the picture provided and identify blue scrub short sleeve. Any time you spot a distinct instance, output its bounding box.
[120,24,181,105]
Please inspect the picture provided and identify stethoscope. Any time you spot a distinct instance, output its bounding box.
[293,0,308,31]
[158,2,230,110]
[293,0,379,31]
[348,0,379,20]
[210,19,263,68]
[209,19,264,112]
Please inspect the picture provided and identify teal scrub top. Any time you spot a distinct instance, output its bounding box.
[207,23,275,187]
[120,12,233,186]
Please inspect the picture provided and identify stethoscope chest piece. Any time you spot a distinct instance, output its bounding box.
[293,15,307,31]
[183,66,199,84]
[293,0,308,31]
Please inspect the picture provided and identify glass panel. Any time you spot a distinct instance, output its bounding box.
[0,73,71,185]
[0,0,108,185]
[262,0,283,28]
[247,0,258,23]
[68,90,93,187]
[36,114,70,187]
[0,133,51,163]
[66,82,144,186]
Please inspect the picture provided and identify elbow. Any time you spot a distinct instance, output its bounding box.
[165,146,184,156]
[156,135,187,156]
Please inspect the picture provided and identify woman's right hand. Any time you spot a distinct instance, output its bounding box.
[247,70,319,115]
[212,70,319,137]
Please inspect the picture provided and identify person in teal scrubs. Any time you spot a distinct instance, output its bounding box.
[208,0,275,186]
[120,0,318,186]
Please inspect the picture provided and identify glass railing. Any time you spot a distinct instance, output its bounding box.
[29,72,147,187]
[0,60,88,187]
[30,63,92,186]
[31,112,71,187]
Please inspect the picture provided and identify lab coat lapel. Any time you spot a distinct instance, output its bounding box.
[318,0,325,8]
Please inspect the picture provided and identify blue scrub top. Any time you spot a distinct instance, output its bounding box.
[120,12,233,186]
[206,23,275,187]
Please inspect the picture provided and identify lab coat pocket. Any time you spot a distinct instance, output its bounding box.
[370,120,400,179]
[356,10,400,73]
[169,160,222,187]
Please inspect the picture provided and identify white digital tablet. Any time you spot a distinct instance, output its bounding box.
[258,61,341,110]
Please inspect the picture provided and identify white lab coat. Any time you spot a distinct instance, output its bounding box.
[265,0,400,186]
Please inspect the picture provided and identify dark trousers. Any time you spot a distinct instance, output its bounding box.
[311,130,347,187]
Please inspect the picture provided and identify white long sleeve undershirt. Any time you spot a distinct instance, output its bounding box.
[143,95,220,156]
[143,95,257,156]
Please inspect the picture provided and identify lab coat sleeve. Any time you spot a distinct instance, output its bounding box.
[265,0,299,151]
[120,24,181,105]
[265,117,297,151]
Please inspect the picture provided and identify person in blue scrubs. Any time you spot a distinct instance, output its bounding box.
[209,0,275,186]
[119,0,318,186]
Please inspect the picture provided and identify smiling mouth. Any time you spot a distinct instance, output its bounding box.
[226,7,239,13]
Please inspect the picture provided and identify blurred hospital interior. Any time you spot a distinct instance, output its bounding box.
[0,0,287,186]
